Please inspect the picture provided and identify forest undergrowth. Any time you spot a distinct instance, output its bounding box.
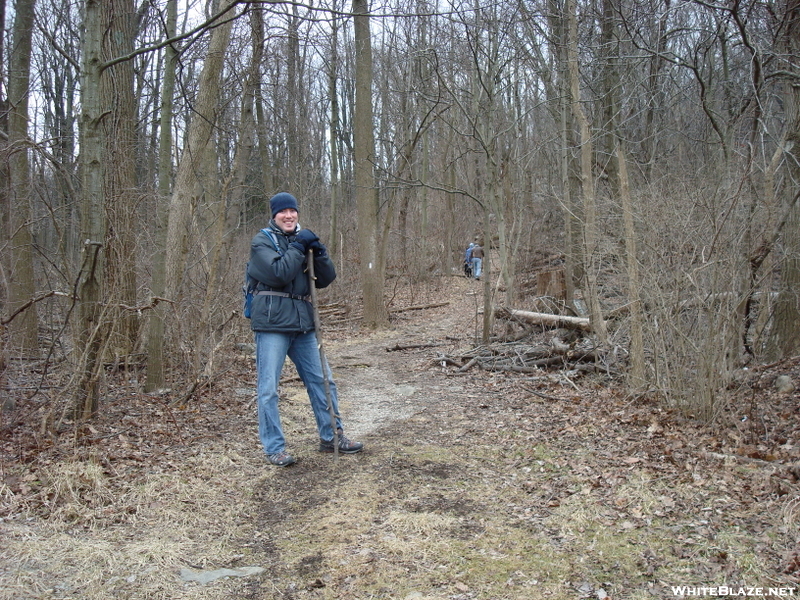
[1,272,799,600]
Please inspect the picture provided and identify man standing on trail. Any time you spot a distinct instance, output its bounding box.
[247,192,364,467]
[471,243,484,280]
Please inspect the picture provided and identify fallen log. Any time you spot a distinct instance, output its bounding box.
[498,307,591,331]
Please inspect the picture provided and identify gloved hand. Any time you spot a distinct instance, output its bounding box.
[290,229,319,253]
[311,240,327,257]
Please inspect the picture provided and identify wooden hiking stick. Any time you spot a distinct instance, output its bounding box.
[307,249,339,460]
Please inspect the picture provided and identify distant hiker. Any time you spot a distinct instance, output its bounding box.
[471,243,484,280]
[464,243,474,278]
[246,192,363,467]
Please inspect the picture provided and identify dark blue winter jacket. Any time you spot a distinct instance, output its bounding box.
[247,223,336,333]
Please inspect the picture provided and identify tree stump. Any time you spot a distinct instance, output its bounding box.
[537,269,566,299]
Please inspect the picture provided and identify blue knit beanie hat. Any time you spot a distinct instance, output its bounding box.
[270,192,298,218]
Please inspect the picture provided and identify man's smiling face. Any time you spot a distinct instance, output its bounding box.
[274,208,298,233]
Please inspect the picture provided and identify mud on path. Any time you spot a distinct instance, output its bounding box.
[1,274,799,600]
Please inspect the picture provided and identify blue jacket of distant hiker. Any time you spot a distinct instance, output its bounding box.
[246,222,336,334]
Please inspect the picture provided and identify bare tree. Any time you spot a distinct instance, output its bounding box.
[102,0,141,357]
[145,0,178,392]
[327,0,343,258]
[353,0,387,328]
[161,0,238,332]
[766,0,800,359]
[544,0,583,307]
[73,0,109,418]
[567,0,608,344]
[4,0,38,354]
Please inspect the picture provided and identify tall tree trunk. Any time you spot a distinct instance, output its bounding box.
[600,0,643,381]
[617,141,645,386]
[5,0,38,354]
[74,0,108,419]
[751,144,784,351]
[598,0,619,192]
[328,3,341,258]
[567,0,608,344]
[0,0,7,392]
[417,0,430,243]
[352,0,387,328]
[256,98,274,196]
[445,129,456,276]
[286,3,300,188]
[162,0,236,313]
[549,0,581,307]
[644,0,670,181]
[145,0,177,392]
[560,84,579,307]
[767,0,800,359]
[102,0,139,357]
[199,5,262,357]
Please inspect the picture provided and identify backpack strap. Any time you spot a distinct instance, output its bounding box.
[262,228,282,255]
[255,290,311,302]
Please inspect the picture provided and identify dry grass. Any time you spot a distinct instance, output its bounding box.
[0,444,265,600]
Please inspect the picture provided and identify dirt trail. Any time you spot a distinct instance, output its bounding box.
[329,276,480,441]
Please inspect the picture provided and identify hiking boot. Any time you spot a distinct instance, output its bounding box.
[267,451,296,467]
[319,430,364,454]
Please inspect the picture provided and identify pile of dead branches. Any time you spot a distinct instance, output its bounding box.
[434,337,614,376]
[433,304,623,378]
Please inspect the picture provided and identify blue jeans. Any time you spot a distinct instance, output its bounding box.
[255,331,343,455]
[472,257,482,278]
